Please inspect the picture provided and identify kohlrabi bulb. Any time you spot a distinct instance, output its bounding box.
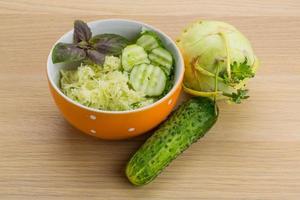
[176,20,259,103]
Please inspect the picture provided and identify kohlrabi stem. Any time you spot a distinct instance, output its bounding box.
[213,60,220,114]
[214,61,220,102]
[183,84,221,97]
[192,57,225,82]
[183,57,224,99]
[219,32,231,79]
[194,62,225,82]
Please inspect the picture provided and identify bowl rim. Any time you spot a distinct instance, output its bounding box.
[47,18,184,114]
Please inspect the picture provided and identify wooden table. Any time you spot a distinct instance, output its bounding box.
[1,0,300,199]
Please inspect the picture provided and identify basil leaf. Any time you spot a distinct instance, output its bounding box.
[86,49,105,65]
[52,43,86,64]
[73,20,92,43]
[90,34,129,55]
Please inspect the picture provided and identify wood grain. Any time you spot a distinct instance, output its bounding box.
[0,1,300,199]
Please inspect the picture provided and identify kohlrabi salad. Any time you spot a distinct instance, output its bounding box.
[52,20,174,111]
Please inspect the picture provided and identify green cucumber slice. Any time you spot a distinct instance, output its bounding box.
[136,34,160,52]
[130,64,167,96]
[122,44,150,72]
[149,47,173,75]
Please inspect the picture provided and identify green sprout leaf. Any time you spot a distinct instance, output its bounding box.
[224,89,250,104]
[222,58,255,86]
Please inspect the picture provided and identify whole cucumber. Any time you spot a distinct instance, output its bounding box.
[126,97,218,186]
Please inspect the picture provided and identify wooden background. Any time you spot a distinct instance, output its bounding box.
[1,0,300,199]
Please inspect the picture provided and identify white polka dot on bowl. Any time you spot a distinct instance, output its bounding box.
[128,128,135,132]
[90,129,96,134]
[89,115,96,120]
[168,99,173,105]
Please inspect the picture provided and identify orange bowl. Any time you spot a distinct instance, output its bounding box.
[47,19,184,140]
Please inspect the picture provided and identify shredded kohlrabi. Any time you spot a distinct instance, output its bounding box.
[60,56,154,111]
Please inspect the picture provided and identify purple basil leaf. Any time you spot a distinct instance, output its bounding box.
[86,49,105,65]
[52,43,86,64]
[90,34,129,55]
[73,20,92,44]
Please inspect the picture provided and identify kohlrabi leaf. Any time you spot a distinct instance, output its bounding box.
[52,43,86,64]
[73,20,92,44]
[90,34,129,55]
[86,49,105,65]
[223,58,255,85]
[224,89,249,104]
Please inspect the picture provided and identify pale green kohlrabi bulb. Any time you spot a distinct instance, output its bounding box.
[176,20,259,103]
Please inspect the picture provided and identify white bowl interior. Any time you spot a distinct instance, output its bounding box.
[47,19,183,113]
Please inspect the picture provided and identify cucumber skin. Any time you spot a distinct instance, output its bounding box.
[126,97,218,186]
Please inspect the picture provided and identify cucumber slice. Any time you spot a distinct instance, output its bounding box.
[130,64,167,96]
[122,44,150,71]
[149,47,173,76]
[136,34,160,52]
